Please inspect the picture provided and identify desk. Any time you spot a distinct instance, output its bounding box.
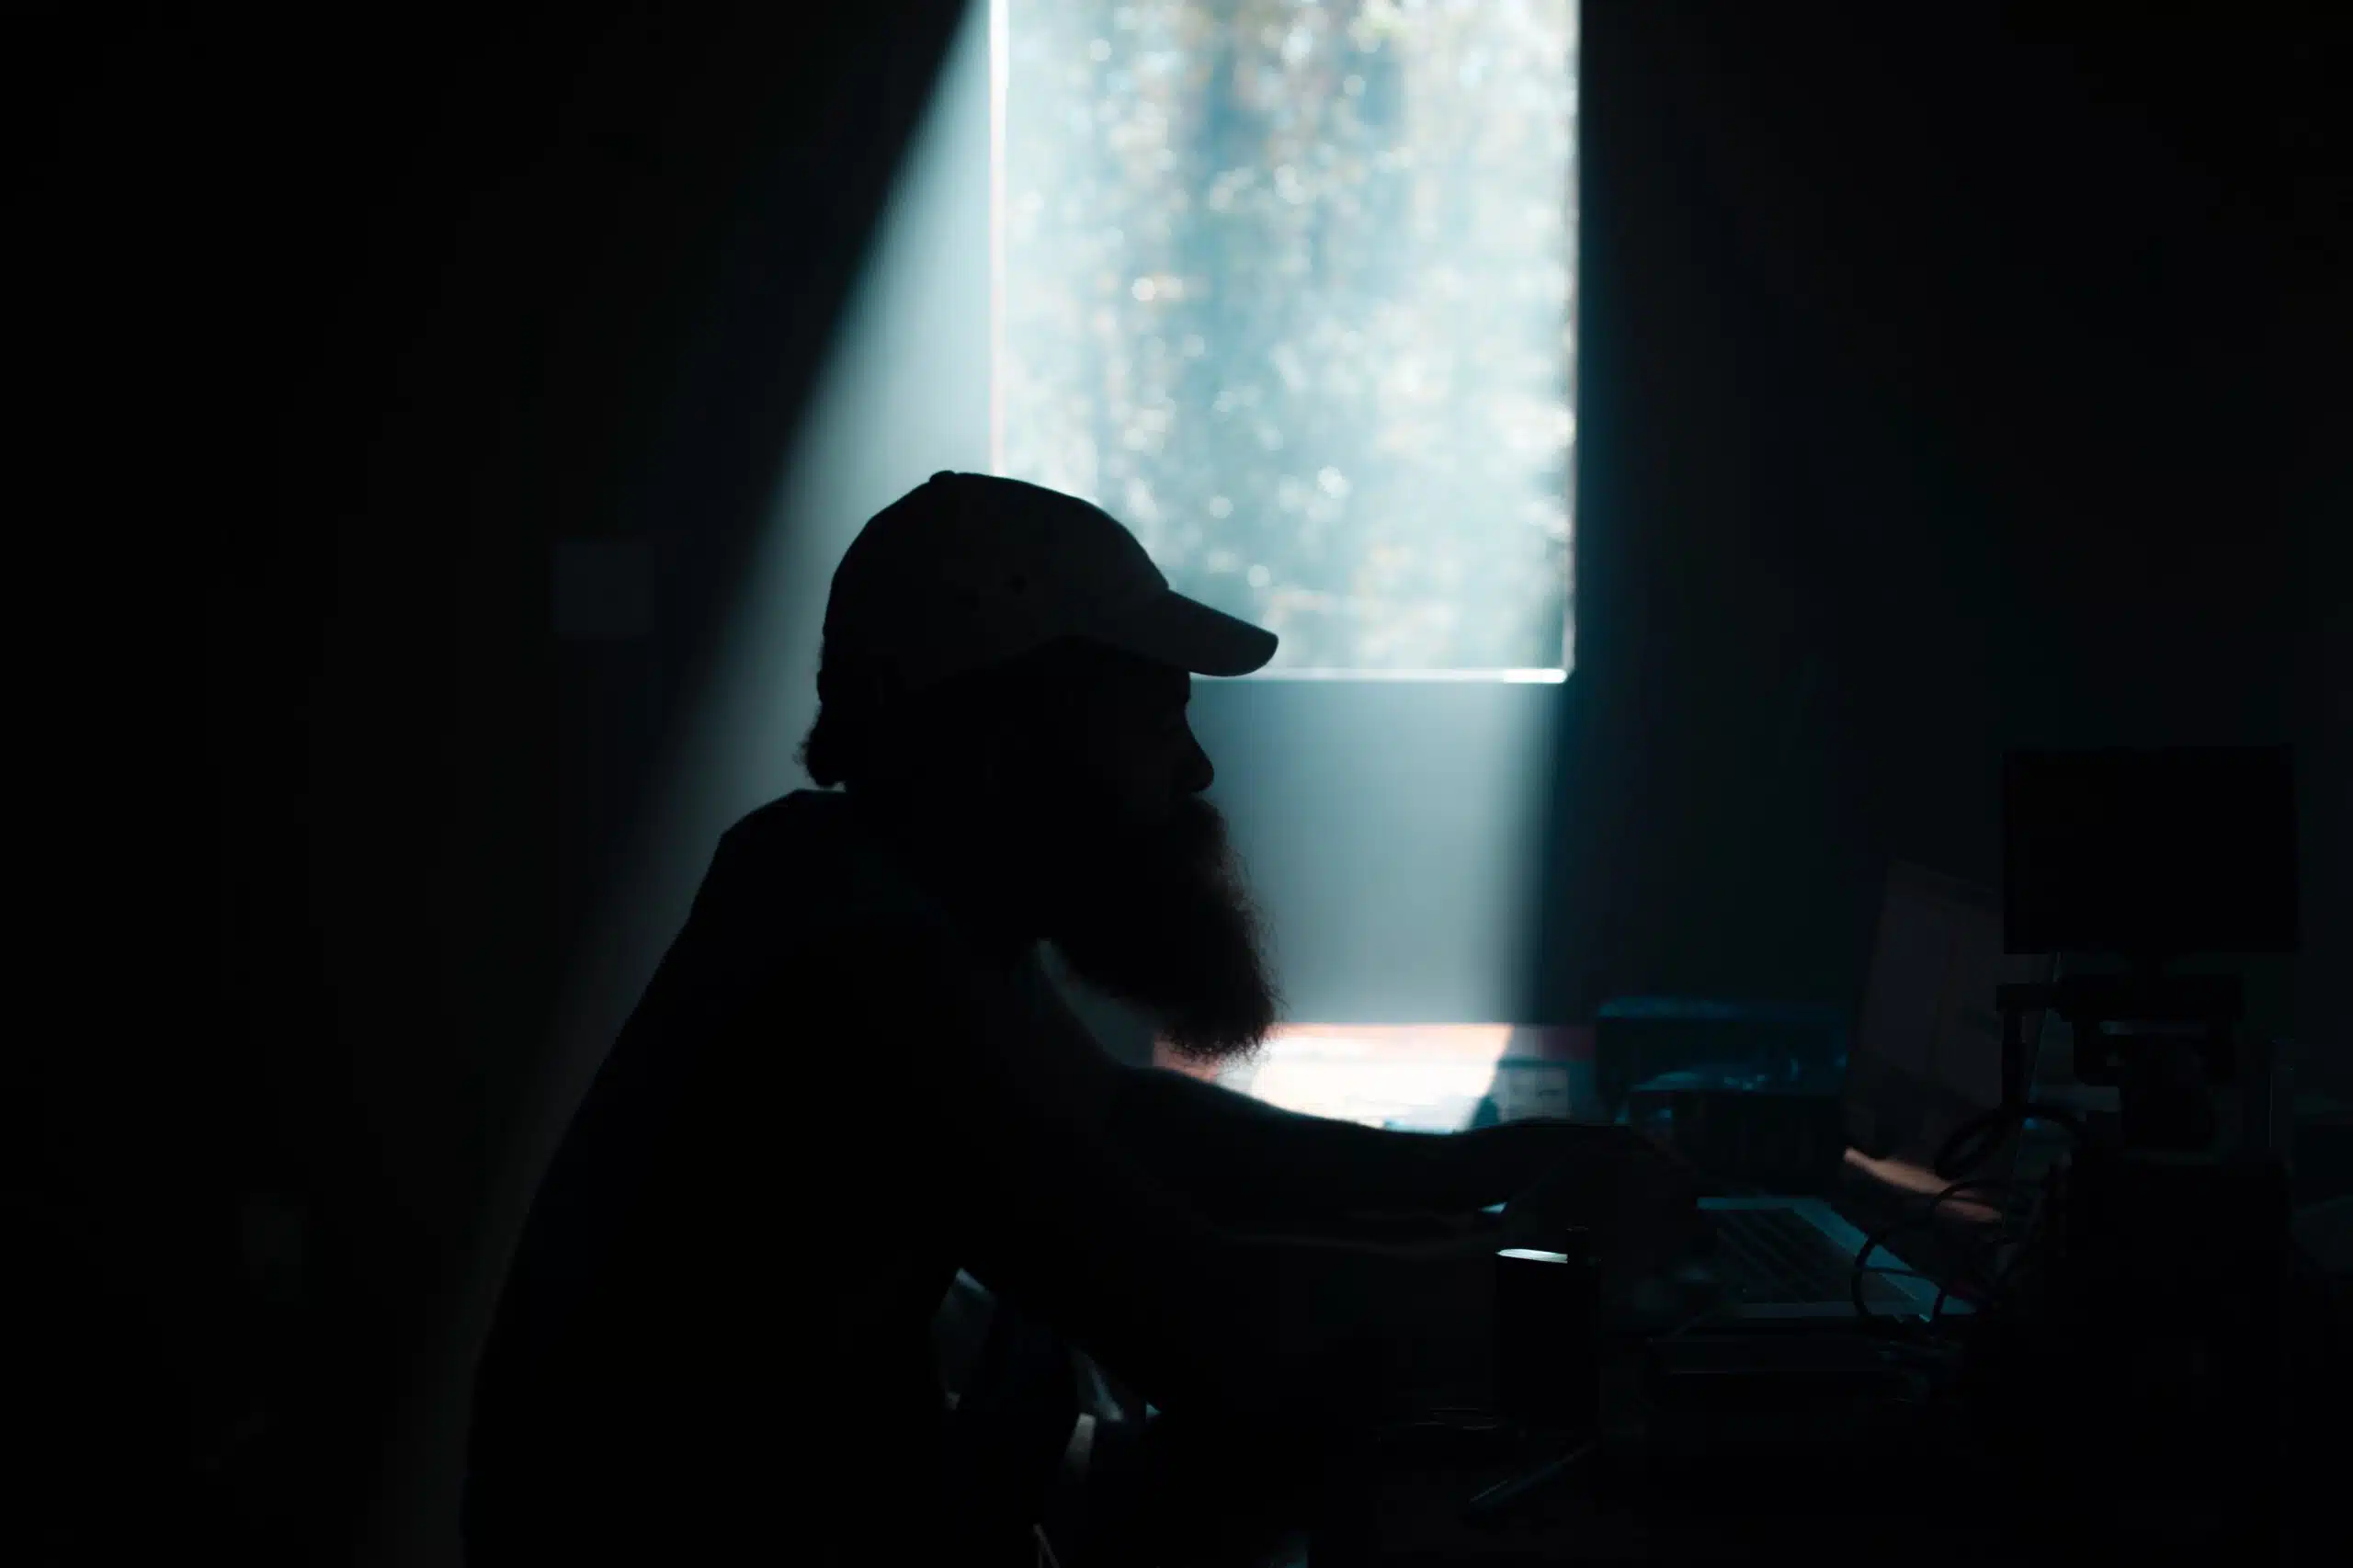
[1304,1347,2296,1566]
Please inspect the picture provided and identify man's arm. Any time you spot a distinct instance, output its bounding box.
[1098,1062,1639,1238]
[1103,1061,1710,1272]
[861,923,1494,1429]
[1102,1064,1513,1233]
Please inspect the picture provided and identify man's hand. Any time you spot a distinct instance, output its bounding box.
[1350,1129,1707,1417]
[1306,1125,1710,1420]
[1475,1120,1711,1312]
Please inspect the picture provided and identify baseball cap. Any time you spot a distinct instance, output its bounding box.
[821,472,1279,698]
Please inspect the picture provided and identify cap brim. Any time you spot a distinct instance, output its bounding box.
[1085,587,1279,678]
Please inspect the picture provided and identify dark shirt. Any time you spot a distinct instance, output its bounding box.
[463,790,1344,1562]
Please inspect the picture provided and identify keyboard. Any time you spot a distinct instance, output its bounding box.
[1711,1206,1910,1308]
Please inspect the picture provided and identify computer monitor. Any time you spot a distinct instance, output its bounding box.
[1843,863,2055,1188]
[2002,745,2298,957]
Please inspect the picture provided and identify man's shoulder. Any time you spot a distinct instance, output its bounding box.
[711,789,850,862]
[697,790,957,953]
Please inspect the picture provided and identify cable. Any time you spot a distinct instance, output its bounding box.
[1933,956,2091,1182]
[1461,1438,1597,1525]
[1370,1405,1510,1445]
[1848,1178,2035,1324]
[1933,1101,2086,1184]
[1972,1160,2066,1315]
[1848,1264,1949,1323]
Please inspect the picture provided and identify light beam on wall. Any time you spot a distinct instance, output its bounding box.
[551,2,998,1098]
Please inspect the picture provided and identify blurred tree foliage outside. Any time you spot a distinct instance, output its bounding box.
[1001,0,1577,672]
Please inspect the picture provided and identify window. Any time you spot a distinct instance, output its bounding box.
[995,0,1578,676]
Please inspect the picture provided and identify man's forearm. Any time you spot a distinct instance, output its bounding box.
[1105,1065,1510,1230]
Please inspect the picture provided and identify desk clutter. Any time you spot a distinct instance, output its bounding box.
[1318,1317,2312,1565]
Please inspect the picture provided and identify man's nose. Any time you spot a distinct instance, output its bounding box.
[1179,731,1215,796]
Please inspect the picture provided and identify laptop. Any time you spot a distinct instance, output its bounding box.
[1689,863,2055,1323]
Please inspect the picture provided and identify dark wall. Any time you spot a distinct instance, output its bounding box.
[29,3,967,1559]
[23,0,2347,1562]
[1537,1,2347,1055]
[1205,2,2344,1043]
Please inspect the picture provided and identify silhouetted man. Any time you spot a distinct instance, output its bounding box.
[464,473,1697,1564]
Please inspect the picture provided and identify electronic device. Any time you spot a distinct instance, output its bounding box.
[1624,1080,1847,1193]
[1493,1236,1600,1431]
[2001,744,2297,959]
[1689,863,2056,1323]
[1965,744,2300,1157]
[1947,747,2302,1513]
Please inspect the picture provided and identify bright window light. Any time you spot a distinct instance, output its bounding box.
[1156,1024,1597,1130]
[994,0,1579,676]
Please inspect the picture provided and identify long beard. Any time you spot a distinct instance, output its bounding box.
[1042,796,1280,1068]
